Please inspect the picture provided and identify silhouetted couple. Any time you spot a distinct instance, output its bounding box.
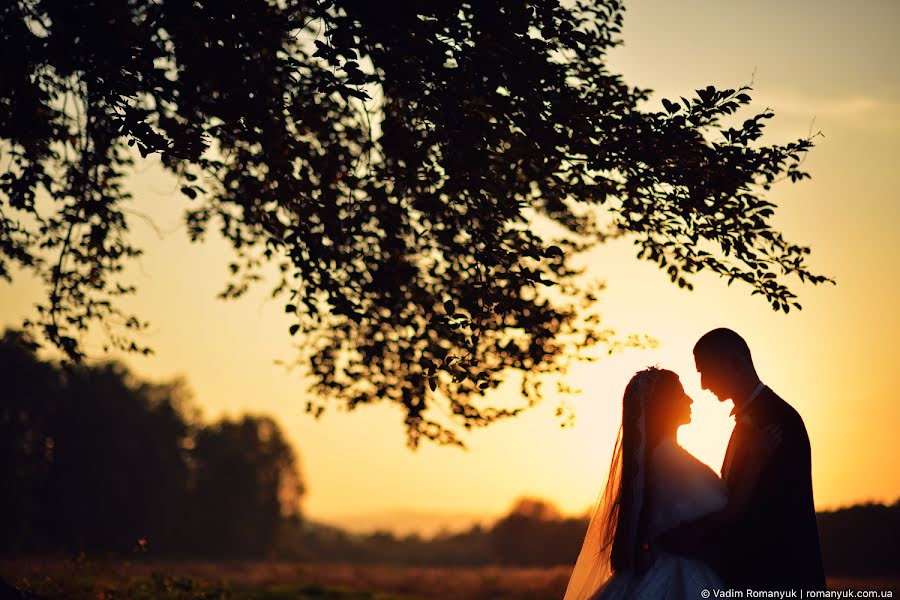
[564,328,826,600]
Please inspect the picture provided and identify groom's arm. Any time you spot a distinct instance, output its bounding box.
[715,424,784,521]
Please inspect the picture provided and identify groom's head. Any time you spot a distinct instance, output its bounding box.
[693,328,758,402]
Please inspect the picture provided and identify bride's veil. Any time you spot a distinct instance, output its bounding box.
[562,368,664,600]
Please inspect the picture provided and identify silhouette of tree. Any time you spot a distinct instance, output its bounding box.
[490,496,580,565]
[0,1,832,448]
[0,330,63,551]
[0,330,306,557]
[185,415,306,557]
[0,330,195,554]
[507,497,564,521]
[50,364,193,554]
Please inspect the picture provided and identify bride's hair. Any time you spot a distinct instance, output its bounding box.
[564,366,678,600]
[609,367,679,571]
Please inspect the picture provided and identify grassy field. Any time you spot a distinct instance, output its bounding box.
[2,560,897,599]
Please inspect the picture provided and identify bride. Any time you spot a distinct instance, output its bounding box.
[563,367,728,600]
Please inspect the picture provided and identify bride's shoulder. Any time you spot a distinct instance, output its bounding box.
[647,439,727,535]
[651,438,719,482]
[649,438,726,518]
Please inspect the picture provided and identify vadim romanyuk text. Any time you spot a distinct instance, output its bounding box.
[712,591,800,599]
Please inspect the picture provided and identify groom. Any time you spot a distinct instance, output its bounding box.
[666,328,826,590]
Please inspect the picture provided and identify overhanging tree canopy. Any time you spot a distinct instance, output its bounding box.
[0,0,831,448]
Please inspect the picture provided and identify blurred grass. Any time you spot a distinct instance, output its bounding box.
[2,560,572,600]
[3,560,897,599]
[8,572,429,600]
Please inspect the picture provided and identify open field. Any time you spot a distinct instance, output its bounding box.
[2,560,897,599]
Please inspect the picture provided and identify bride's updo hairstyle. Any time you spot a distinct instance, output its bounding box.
[610,367,680,572]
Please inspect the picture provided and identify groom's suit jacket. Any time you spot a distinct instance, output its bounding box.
[716,386,826,591]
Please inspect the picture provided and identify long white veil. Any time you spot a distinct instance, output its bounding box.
[562,368,665,600]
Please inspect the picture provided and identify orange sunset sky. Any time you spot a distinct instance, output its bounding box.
[2,0,899,536]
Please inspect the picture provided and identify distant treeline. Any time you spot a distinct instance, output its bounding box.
[287,497,586,567]
[1,330,897,576]
[817,501,900,576]
[291,498,900,577]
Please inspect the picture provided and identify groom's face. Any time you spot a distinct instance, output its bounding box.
[694,353,734,401]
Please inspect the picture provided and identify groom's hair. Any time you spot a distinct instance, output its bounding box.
[693,328,753,365]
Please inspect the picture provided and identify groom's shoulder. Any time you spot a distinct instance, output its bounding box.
[762,387,810,439]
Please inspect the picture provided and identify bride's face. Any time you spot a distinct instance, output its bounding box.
[653,376,693,432]
[672,378,693,427]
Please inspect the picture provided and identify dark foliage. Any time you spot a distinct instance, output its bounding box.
[490,497,582,566]
[0,0,832,448]
[0,330,305,558]
[817,501,900,577]
[185,417,306,557]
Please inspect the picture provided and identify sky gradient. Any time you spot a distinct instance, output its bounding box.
[2,0,898,535]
